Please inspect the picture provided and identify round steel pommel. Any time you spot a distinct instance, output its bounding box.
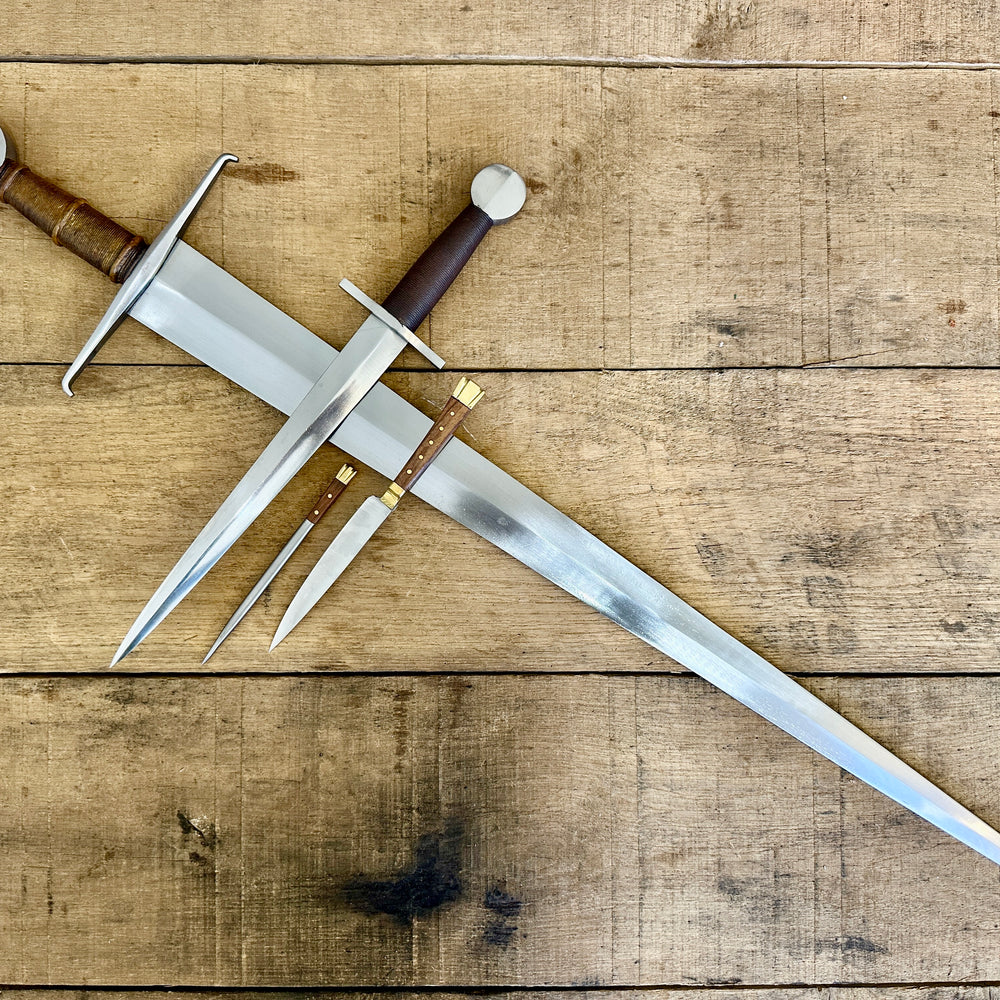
[471,164,526,224]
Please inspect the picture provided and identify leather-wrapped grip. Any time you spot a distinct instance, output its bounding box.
[381,202,493,332]
[0,158,147,282]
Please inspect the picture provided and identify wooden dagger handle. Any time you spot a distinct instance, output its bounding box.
[306,464,357,525]
[384,379,484,506]
[0,157,147,282]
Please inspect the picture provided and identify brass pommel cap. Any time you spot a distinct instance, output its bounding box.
[335,463,357,485]
[452,377,485,408]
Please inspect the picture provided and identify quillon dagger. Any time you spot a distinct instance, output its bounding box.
[272,378,484,649]
[110,163,526,665]
[202,462,357,662]
[3,125,1000,865]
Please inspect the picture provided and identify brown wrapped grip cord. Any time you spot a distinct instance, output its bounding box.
[381,202,494,332]
[0,158,147,283]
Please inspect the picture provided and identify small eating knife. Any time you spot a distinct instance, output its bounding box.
[270,378,484,649]
[202,463,357,662]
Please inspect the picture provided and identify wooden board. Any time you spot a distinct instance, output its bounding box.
[7,365,1000,674]
[4,1,1000,64]
[3,7,1000,995]
[0,674,997,985]
[3,64,1000,371]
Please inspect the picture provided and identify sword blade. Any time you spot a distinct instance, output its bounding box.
[202,518,313,663]
[121,242,1000,865]
[271,495,392,650]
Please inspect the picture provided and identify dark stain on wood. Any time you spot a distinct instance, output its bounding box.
[816,934,889,955]
[781,529,871,569]
[177,811,217,853]
[342,824,463,922]
[230,162,300,185]
[696,536,733,577]
[482,885,523,947]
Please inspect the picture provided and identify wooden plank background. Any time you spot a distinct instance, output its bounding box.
[2,1,1000,995]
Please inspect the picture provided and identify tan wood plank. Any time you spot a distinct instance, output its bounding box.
[3,1,1000,64]
[3,64,999,371]
[5,364,1000,674]
[0,674,996,984]
[2,993,998,1000]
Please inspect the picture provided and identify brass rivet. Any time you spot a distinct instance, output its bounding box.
[313,510,320,516]
[418,454,424,460]
[406,468,413,475]
[450,410,455,415]
[327,493,333,498]
[438,425,444,431]
[428,439,434,445]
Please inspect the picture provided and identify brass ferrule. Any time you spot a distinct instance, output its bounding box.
[379,482,406,510]
[336,463,358,485]
[452,377,485,408]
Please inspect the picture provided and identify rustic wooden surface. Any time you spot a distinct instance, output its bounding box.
[2,3,1000,995]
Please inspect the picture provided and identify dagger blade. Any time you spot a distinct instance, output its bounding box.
[271,495,392,650]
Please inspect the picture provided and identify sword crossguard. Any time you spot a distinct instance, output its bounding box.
[60,153,239,397]
[338,279,446,368]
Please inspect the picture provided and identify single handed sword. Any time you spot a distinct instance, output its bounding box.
[2,125,999,866]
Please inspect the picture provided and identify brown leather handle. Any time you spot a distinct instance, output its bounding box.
[306,464,357,524]
[0,158,147,282]
[388,378,484,500]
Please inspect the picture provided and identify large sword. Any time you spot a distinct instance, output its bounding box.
[3,126,999,867]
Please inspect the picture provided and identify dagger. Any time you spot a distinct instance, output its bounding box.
[202,462,357,663]
[3,125,1000,865]
[272,378,483,649]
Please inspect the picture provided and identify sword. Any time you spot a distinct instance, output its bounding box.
[110,165,524,664]
[202,462,357,663]
[272,378,483,649]
[3,126,999,866]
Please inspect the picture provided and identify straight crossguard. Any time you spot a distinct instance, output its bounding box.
[2,125,1000,866]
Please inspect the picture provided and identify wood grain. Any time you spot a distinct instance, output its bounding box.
[0,674,996,985]
[2,64,999,371]
[5,365,1000,674]
[3,1,1000,64]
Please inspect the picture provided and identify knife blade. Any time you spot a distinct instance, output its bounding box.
[271,378,483,648]
[202,462,357,662]
[110,165,526,664]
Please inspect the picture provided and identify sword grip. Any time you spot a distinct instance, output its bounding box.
[0,157,147,282]
[381,163,526,333]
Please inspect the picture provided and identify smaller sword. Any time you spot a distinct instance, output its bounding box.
[271,378,484,649]
[202,462,357,662]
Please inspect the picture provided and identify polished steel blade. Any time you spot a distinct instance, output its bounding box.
[117,240,1000,865]
[271,496,392,650]
[202,518,313,663]
[112,300,406,664]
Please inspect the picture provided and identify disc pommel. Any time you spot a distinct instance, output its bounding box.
[0,127,147,283]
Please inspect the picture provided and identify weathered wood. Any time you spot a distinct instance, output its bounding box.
[0,674,996,984]
[3,1,1000,64]
[2,64,999,371]
[5,364,1000,674]
[2,993,998,1000]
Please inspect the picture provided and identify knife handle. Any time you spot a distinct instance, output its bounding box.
[307,463,357,524]
[381,164,525,333]
[381,378,484,509]
[0,149,147,283]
